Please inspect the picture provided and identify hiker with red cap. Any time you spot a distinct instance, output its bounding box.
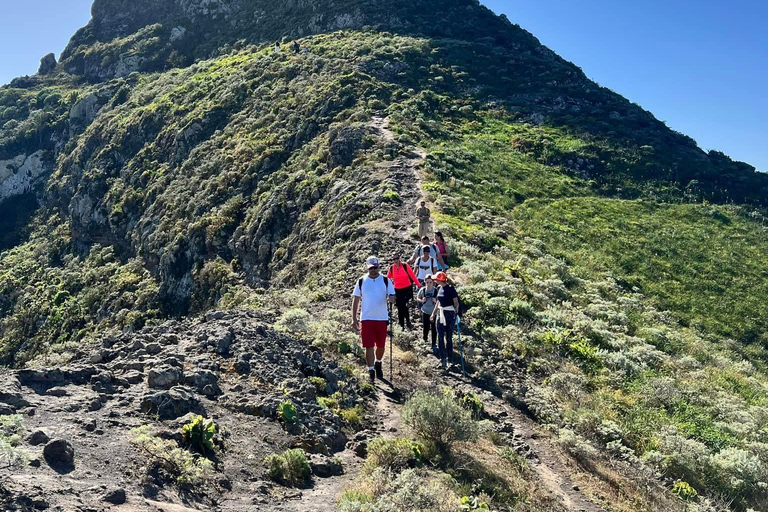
[386,253,420,331]
[352,256,396,383]
[430,271,461,371]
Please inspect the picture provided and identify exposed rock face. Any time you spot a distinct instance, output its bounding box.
[38,53,57,75]
[0,151,49,202]
[59,0,519,81]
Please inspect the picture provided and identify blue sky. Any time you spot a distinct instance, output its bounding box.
[0,0,765,171]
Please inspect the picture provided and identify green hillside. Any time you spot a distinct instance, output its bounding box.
[1,2,768,509]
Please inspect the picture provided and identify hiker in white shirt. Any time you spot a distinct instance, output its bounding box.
[351,256,396,382]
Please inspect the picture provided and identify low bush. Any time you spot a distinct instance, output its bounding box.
[131,426,213,486]
[365,437,423,472]
[0,414,25,469]
[403,391,478,455]
[265,448,311,487]
[338,468,459,512]
[340,406,364,426]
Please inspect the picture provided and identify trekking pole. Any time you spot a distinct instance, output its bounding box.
[456,315,465,377]
[388,302,394,382]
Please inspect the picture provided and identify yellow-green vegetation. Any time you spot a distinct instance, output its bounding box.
[131,425,213,486]
[363,437,424,473]
[264,448,311,487]
[277,400,297,424]
[181,415,217,454]
[412,129,768,508]
[0,414,25,469]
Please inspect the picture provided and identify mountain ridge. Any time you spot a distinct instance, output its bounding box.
[2,2,768,510]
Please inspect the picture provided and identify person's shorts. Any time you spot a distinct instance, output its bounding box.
[361,320,388,348]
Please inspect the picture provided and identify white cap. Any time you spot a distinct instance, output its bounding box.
[366,256,379,268]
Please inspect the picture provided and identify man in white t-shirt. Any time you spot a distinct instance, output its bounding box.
[352,256,396,383]
[415,246,438,284]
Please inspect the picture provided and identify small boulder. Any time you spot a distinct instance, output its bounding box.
[147,366,183,389]
[43,439,75,470]
[26,429,50,446]
[140,386,203,420]
[309,454,343,478]
[102,487,126,505]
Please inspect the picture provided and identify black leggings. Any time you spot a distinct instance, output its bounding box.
[422,312,437,345]
[395,287,413,328]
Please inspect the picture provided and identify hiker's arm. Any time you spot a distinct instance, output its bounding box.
[453,297,460,317]
[436,252,445,266]
[352,296,361,330]
[388,293,396,304]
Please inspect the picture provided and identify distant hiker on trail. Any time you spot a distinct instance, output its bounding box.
[408,236,446,270]
[416,274,438,355]
[434,231,450,270]
[352,256,396,383]
[417,201,431,238]
[415,245,438,285]
[291,41,300,54]
[386,254,420,331]
[274,42,281,54]
[430,271,460,371]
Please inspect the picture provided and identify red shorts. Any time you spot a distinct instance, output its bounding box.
[361,320,388,348]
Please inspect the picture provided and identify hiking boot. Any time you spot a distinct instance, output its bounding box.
[374,361,384,380]
[369,369,376,383]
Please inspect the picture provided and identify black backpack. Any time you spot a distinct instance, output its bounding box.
[358,276,390,298]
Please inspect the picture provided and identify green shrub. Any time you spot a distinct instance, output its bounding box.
[381,189,400,203]
[181,415,216,453]
[457,393,484,420]
[403,391,478,454]
[309,376,327,394]
[265,448,311,486]
[460,496,490,510]
[318,396,340,411]
[365,437,423,472]
[275,308,312,334]
[338,468,459,512]
[277,400,298,424]
[0,414,25,469]
[672,481,698,501]
[131,426,213,486]
[340,406,364,426]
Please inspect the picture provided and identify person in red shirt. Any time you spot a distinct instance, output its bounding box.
[386,254,419,331]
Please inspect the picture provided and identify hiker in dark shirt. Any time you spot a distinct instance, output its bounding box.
[430,272,460,371]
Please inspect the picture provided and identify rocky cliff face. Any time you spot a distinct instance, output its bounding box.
[59,0,531,81]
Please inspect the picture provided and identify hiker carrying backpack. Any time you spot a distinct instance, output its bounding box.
[416,275,439,354]
[415,247,438,285]
[386,254,420,331]
[430,271,461,371]
[352,256,396,383]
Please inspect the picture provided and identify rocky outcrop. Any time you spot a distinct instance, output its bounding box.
[0,151,49,203]
[59,0,526,81]
[1,310,366,509]
[38,53,57,75]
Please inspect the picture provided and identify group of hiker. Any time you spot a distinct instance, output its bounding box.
[351,201,461,383]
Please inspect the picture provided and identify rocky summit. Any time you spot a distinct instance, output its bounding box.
[2,1,768,511]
